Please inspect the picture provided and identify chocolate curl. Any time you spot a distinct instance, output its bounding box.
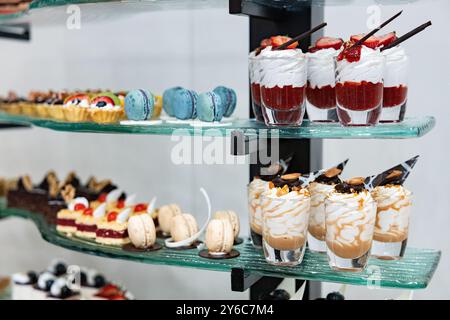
[364,155,419,190]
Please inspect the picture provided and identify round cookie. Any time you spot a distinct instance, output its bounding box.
[170,213,199,242]
[124,89,155,121]
[162,87,183,117]
[213,86,237,117]
[128,214,156,249]
[172,88,198,120]
[205,219,234,254]
[214,210,240,239]
[158,204,182,235]
[197,91,224,122]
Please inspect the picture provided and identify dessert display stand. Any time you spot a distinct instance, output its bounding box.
[0,0,441,300]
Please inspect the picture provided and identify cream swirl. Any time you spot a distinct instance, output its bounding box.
[382,46,408,88]
[372,185,411,242]
[249,51,261,84]
[308,182,335,240]
[247,178,270,235]
[259,46,307,88]
[307,48,340,89]
[336,46,385,84]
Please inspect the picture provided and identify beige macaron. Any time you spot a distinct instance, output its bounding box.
[158,204,182,234]
[170,213,199,242]
[205,219,234,254]
[213,210,240,239]
[128,214,156,249]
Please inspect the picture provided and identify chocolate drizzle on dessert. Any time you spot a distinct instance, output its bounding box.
[271,173,302,191]
[335,177,367,194]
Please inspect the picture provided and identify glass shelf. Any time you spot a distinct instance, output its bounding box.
[0,199,441,289]
[0,112,436,139]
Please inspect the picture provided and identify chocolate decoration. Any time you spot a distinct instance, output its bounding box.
[234,237,244,245]
[314,159,349,185]
[64,172,81,188]
[198,249,240,260]
[122,243,162,253]
[335,181,366,194]
[365,156,419,189]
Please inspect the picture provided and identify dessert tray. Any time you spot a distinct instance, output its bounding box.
[0,112,436,139]
[0,198,440,289]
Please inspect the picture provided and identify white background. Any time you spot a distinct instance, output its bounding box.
[0,0,448,299]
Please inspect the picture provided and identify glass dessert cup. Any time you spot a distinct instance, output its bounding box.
[247,180,268,248]
[325,197,376,272]
[335,55,385,126]
[259,54,307,126]
[381,85,408,123]
[261,193,311,266]
[371,187,412,260]
[249,55,264,122]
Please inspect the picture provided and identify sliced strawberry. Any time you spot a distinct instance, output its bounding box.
[378,32,397,48]
[338,46,362,63]
[96,284,120,297]
[315,37,343,50]
[107,211,118,222]
[83,208,93,216]
[134,203,148,213]
[74,203,87,211]
[260,38,272,48]
[350,34,380,49]
[109,294,127,300]
[271,36,298,49]
[98,193,107,203]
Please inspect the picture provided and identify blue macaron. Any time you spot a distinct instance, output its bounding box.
[124,89,155,121]
[197,91,224,122]
[213,86,237,117]
[172,88,198,120]
[162,87,183,117]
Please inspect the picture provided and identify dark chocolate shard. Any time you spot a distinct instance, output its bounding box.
[365,155,419,190]
[315,159,349,185]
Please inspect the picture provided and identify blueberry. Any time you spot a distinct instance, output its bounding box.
[80,272,87,286]
[326,292,345,300]
[96,101,107,108]
[45,279,54,291]
[27,271,38,284]
[60,286,72,299]
[54,263,67,276]
[94,275,106,288]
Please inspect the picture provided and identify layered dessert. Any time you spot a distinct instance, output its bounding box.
[371,170,412,259]
[307,166,343,252]
[258,36,307,126]
[260,173,311,266]
[306,37,343,122]
[249,40,266,122]
[56,197,88,235]
[335,39,385,126]
[247,177,270,247]
[75,203,106,239]
[325,178,377,271]
[96,208,131,246]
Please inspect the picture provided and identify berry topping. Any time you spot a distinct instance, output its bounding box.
[377,32,397,48]
[337,45,362,62]
[350,34,380,49]
[74,203,87,211]
[315,36,343,50]
[91,96,115,108]
[271,35,298,49]
[54,263,67,276]
[260,38,272,48]
[27,271,38,284]
[110,294,127,300]
[107,211,118,222]
[94,275,106,288]
[116,199,125,209]
[134,203,148,213]
[98,193,107,203]
[83,208,94,216]
[60,286,73,299]
[97,284,120,297]
[45,279,54,291]
[64,94,90,106]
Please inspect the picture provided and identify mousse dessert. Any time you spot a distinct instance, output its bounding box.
[307,161,347,253]
[335,37,385,126]
[258,36,307,126]
[260,173,311,266]
[325,177,377,271]
[306,37,343,122]
[95,208,131,246]
[249,39,269,122]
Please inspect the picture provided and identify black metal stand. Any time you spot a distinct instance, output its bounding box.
[0,23,30,41]
[229,0,323,300]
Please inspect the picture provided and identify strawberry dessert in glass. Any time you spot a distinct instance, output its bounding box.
[306,37,343,122]
[378,33,409,122]
[259,36,307,126]
[249,47,265,122]
[335,36,385,126]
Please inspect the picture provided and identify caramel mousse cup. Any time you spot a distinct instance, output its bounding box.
[325,181,376,271]
[371,185,412,260]
[247,178,271,248]
[261,186,311,266]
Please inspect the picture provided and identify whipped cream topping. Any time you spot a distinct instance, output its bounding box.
[12,273,30,285]
[308,182,335,229]
[68,197,89,211]
[38,272,56,290]
[249,51,261,84]
[64,99,90,108]
[382,46,408,88]
[259,46,307,88]
[248,178,270,234]
[336,46,385,84]
[307,48,340,89]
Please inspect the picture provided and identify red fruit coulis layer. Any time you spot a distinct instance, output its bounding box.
[76,224,97,233]
[57,218,76,227]
[383,85,408,107]
[306,84,336,109]
[96,229,128,239]
[251,83,261,105]
[336,81,383,111]
[261,85,306,111]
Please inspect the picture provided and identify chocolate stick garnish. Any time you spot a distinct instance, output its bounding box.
[275,22,327,51]
[349,10,403,50]
[381,21,432,52]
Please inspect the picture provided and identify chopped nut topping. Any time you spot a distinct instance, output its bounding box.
[324,167,342,178]
[347,177,365,185]
[276,185,290,197]
[280,173,301,180]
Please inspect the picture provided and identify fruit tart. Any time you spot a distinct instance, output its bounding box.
[62,93,91,122]
[89,93,125,124]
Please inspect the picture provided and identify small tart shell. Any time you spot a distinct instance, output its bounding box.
[89,108,124,124]
[35,104,50,118]
[63,106,90,122]
[48,105,65,121]
[151,96,163,120]
[21,103,37,117]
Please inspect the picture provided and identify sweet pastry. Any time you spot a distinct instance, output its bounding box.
[62,94,91,122]
[56,197,89,235]
[197,91,224,122]
[170,213,199,243]
[75,203,106,239]
[12,271,38,300]
[96,208,132,245]
[213,86,237,118]
[162,87,183,117]
[128,213,157,249]
[213,210,240,240]
[205,219,234,255]
[325,178,377,271]
[89,93,124,124]
[172,88,198,120]
[45,92,67,121]
[124,89,155,121]
[158,204,182,235]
